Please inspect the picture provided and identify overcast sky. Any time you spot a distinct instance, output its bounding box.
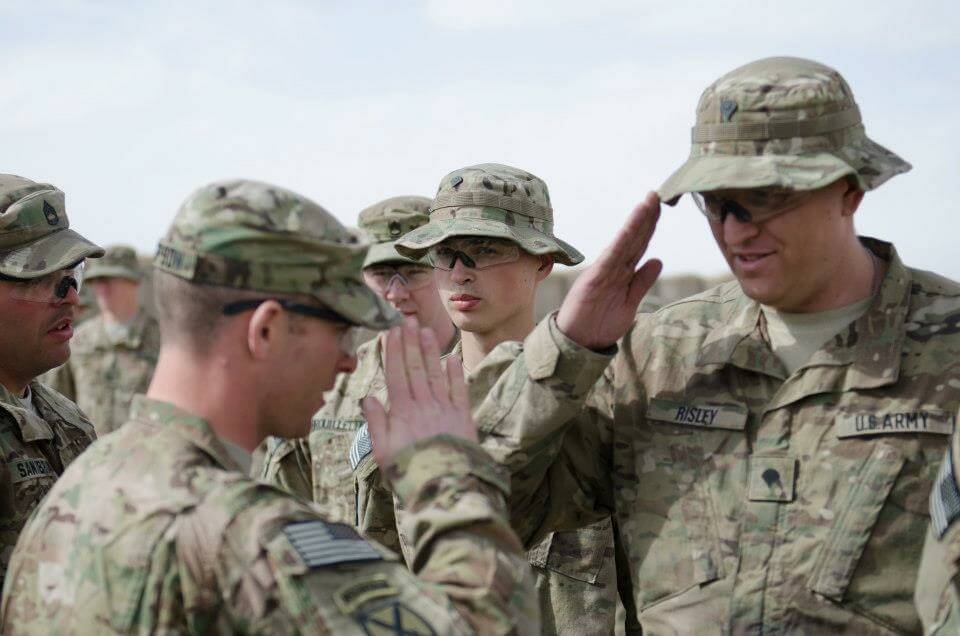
[3,0,958,279]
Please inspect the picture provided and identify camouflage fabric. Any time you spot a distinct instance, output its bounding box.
[658,57,911,204]
[395,164,584,266]
[358,195,432,267]
[0,174,103,278]
[469,238,960,633]
[916,426,960,633]
[0,380,95,588]
[45,311,160,436]
[154,179,399,330]
[351,341,620,636]
[0,396,539,634]
[85,244,142,281]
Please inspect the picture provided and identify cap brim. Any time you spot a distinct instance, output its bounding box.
[0,228,105,279]
[395,214,584,266]
[314,278,401,331]
[658,138,911,206]
[362,240,426,268]
[85,266,141,282]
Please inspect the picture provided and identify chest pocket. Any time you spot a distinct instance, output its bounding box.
[627,398,748,608]
[527,517,613,584]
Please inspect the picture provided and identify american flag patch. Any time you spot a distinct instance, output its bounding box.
[350,423,372,470]
[931,448,960,538]
[283,520,382,568]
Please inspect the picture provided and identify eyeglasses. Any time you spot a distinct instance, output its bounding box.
[221,298,362,355]
[428,238,521,271]
[692,189,815,224]
[1,263,85,304]
[363,264,434,292]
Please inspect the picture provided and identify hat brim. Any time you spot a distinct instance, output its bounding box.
[362,240,426,268]
[658,137,911,206]
[314,278,401,331]
[85,265,141,282]
[0,228,105,279]
[395,214,584,266]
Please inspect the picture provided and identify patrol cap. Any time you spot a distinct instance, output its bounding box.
[658,57,911,205]
[396,163,584,266]
[0,174,104,279]
[357,196,431,268]
[86,244,142,282]
[154,179,400,330]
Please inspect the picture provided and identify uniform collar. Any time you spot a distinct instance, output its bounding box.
[696,238,909,393]
[128,395,245,472]
[0,381,54,441]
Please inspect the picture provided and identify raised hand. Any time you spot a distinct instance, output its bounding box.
[556,191,663,349]
[362,317,475,468]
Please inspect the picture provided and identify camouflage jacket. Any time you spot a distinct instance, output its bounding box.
[470,238,960,634]
[0,381,95,589]
[352,340,621,636]
[47,311,159,436]
[916,423,960,634]
[0,395,538,634]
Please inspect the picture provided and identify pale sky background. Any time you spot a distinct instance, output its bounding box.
[2,0,958,279]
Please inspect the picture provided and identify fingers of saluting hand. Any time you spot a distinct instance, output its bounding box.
[419,327,448,402]
[383,326,412,408]
[595,191,661,275]
[627,258,664,307]
[401,317,432,403]
[361,396,390,466]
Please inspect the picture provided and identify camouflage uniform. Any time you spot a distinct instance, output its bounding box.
[0,179,538,634]
[46,246,159,436]
[0,175,102,587]
[916,422,960,633]
[355,166,621,635]
[459,58,955,634]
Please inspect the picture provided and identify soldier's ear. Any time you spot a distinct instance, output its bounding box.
[535,256,553,282]
[840,176,865,218]
[246,300,284,360]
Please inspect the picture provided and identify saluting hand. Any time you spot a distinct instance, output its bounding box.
[362,317,475,468]
[556,191,663,350]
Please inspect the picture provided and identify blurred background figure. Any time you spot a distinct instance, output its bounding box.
[47,245,159,436]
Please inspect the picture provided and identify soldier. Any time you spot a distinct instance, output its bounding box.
[46,244,160,436]
[258,195,458,517]
[0,179,538,634]
[354,165,621,635]
[0,175,101,586]
[462,56,960,633]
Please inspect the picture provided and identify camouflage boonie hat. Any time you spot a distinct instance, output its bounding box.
[0,174,104,279]
[396,163,583,266]
[86,244,141,282]
[658,57,911,205]
[154,179,400,330]
[357,196,431,268]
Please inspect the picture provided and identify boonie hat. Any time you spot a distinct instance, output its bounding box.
[86,244,142,282]
[154,179,400,330]
[396,163,583,266]
[357,196,431,268]
[0,174,104,279]
[658,56,911,204]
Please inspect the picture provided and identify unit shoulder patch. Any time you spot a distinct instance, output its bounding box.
[282,520,382,568]
[355,599,436,636]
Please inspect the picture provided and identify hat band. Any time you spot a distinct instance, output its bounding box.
[692,106,862,143]
[431,191,552,222]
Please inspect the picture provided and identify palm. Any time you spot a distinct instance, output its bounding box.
[557,192,663,349]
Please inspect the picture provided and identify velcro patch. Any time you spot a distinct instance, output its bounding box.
[931,449,960,538]
[313,417,365,433]
[836,410,954,438]
[646,398,748,431]
[8,457,56,484]
[350,423,372,470]
[282,520,382,568]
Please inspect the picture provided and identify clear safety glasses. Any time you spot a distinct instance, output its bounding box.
[692,189,815,224]
[428,238,521,271]
[363,264,434,292]
[2,263,85,304]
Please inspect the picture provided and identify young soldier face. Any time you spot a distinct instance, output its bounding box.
[707,178,864,312]
[362,263,448,333]
[432,237,549,335]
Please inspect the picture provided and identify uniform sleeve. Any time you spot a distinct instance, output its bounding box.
[257,437,314,501]
[355,452,407,557]
[205,436,539,634]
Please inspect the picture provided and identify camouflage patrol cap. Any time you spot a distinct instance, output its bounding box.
[0,174,104,279]
[396,164,583,266]
[357,196,431,268]
[85,244,142,282]
[154,179,400,330]
[658,57,911,205]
